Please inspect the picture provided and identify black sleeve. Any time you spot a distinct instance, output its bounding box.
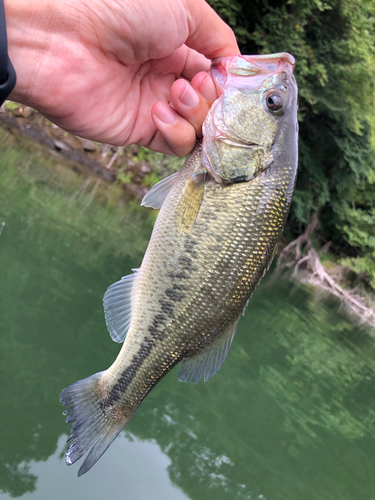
[0,0,16,106]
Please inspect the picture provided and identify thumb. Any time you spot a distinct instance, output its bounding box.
[183,0,240,59]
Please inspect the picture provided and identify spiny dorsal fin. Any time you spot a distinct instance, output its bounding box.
[178,319,239,384]
[141,172,179,209]
[103,269,139,343]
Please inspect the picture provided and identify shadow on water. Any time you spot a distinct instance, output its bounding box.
[1,127,375,500]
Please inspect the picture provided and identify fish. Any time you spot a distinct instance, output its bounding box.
[60,52,298,476]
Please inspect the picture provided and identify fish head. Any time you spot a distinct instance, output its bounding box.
[202,53,298,184]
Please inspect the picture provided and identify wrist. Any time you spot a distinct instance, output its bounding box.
[4,0,64,108]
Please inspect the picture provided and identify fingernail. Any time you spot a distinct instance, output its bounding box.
[154,103,177,125]
[179,82,199,108]
[197,74,217,103]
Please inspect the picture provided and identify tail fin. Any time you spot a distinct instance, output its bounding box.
[60,372,127,476]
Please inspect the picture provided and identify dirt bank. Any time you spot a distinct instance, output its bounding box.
[0,101,177,200]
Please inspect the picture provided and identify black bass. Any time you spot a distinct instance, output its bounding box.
[61,53,298,476]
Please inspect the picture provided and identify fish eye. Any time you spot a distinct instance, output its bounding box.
[266,92,282,111]
[263,90,284,116]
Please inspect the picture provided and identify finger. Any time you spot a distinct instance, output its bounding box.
[183,0,240,59]
[180,47,210,81]
[149,101,197,156]
[150,72,219,154]
[191,71,218,104]
[169,79,211,137]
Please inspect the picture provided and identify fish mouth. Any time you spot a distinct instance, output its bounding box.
[212,53,295,73]
[211,53,295,95]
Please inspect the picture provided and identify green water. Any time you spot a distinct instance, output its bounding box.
[1,127,375,500]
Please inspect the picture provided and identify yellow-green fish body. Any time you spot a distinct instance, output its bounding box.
[61,53,298,476]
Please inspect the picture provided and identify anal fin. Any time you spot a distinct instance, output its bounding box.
[178,319,239,384]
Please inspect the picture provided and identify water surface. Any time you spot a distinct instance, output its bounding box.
[1,127,375,500]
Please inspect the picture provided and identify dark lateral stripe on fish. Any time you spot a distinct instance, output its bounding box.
[102,336,183,408]
[102,301,178,406]
[159,299,176,316]
[177,255,195,271]
[183,236,199,257]
[102,273,211,407]
[164,288,186,303]
[101,339,158,406]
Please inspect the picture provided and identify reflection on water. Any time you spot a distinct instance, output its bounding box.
[1,126,375,500]
[0,435,189,500]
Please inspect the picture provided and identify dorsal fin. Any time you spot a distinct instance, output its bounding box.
[103,269,139,343]
[178,319,239,384]
[141,172,179,209]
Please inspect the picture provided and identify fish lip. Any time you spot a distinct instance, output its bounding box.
[212,53,295,71]
[240,52,295,67]
[211,53,295,95]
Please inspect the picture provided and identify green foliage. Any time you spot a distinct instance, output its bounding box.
[128,146,186,188]
[116,169,133,185]
[337,195,375,287]
[134,146,186,178]
[4,100,22,111]
[142,171,162,187]
[208,0,375,286]
[132,145,152,163]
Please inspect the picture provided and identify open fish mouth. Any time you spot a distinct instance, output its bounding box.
[212,52,295,74]
[211,53,295,95]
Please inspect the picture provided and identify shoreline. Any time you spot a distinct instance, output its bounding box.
[0,101,164,200]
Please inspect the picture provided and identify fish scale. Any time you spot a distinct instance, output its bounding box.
[60,52,298,476]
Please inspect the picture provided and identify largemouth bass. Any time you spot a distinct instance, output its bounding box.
[61,53,298,476]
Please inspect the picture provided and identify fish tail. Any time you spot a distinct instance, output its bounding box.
[60,371,129,476]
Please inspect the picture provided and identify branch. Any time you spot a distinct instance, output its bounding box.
[276,215,375,327]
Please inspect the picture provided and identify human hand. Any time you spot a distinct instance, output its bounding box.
[5,0,239,155]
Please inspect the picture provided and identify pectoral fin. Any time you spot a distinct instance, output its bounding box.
[141,172,179,209]
[177,178,204,234]
[178,319,239,384]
